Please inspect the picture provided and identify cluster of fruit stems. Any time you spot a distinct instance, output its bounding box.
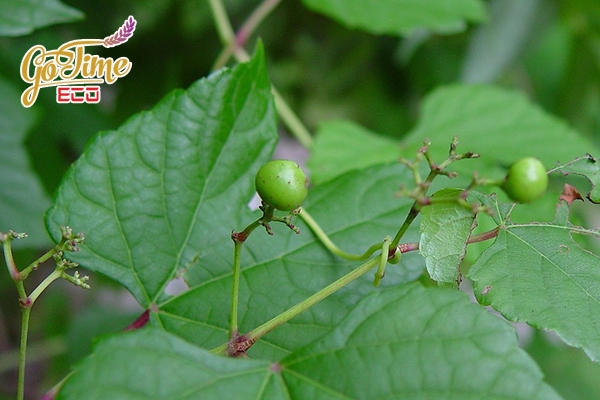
[216,139,500,357]
[1,228,86,400]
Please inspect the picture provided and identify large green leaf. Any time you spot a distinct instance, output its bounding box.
[0,77,51,248]
[0,0,83,36]
[469,200,600,362]
[45,45,278,307]
[57,284,561,399]
[302,0,487,35]
[419,188,475,286]
[156,163,424,360]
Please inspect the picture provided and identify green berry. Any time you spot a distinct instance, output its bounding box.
[501,157,548,203]
[255,160,308,211]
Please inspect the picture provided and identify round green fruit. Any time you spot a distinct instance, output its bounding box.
[501,157,548,203]
[255,160,308,211]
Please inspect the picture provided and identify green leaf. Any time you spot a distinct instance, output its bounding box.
[0,77,51,248]
[45,44,278,307]
[56,328,278,400]
[58,285,561,400]
[302,0,487,35]
[468,201,600,362]
[419,188,475,286]
[308,120,400,185]
[156,163,424,360]
[550,153,600,203]
[0,0,83,36]
[282,284,561,399]
[402,85,598,179]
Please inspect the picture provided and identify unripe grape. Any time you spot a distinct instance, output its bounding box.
[255,160,308,211]
[501,157,548,203]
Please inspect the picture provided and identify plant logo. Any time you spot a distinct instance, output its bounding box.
[20,16,137,108]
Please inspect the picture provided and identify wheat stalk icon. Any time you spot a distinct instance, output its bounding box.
[103,16,136,48]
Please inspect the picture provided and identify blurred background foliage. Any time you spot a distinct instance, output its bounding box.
[1,0,600,398]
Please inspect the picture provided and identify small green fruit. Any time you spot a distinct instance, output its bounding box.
[255,160,308,211]
[501,157,548,203]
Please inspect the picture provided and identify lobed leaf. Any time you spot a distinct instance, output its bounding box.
[469,200,600,362]
[45,44,278,307]
[302,0,487,35]
[57,284,561,399]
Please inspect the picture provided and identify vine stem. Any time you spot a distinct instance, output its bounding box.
[207,0,314,148]
[2,234,20,280]
[17,306,30,400]
[229,210,270,339]
[19,247,59,280]
[468,227,500,244]
[373,237,391,287]
[299,208,381,260]
[390,169,437,249]
[29,268,63,304]
[398,227,501,255]
[15,270,62,400]
[229,240,243,339]
[272,88,313,148]
[1,233,30,400]
[213,223,502,356]
[212,0,282,71]
[246,256,379,340]
[212,256,381,356]
[207,0,235,43]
